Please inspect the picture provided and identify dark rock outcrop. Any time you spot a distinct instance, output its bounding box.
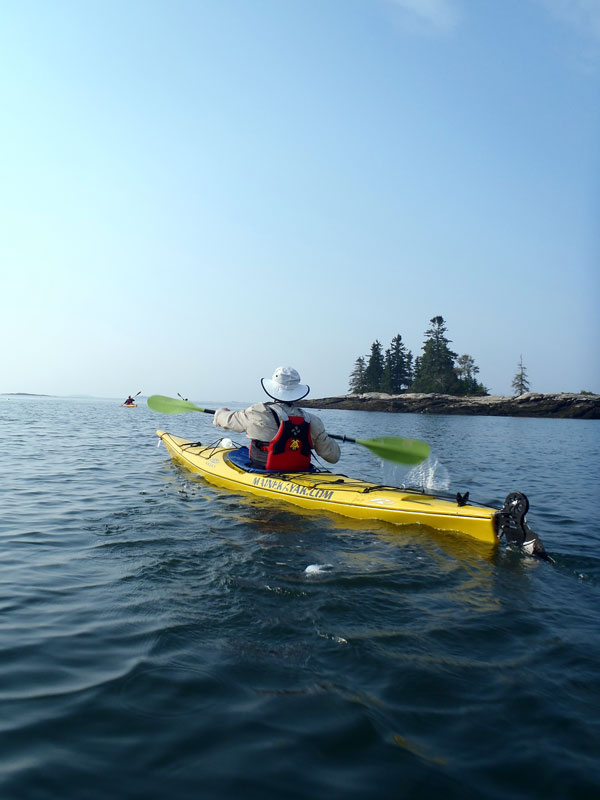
[302,392,600,419]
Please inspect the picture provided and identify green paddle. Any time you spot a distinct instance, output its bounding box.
[147,394,430,466]
[148,395,216,414]
[327,433,429,466]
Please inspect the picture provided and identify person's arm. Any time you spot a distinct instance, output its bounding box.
[309,415,341,463]
[213,407,251,433]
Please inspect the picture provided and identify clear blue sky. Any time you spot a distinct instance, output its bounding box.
[1,0,598,402]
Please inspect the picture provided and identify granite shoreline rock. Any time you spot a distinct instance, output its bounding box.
[302,392,600,420]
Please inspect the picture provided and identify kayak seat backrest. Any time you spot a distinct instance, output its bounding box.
[227,447,318,474]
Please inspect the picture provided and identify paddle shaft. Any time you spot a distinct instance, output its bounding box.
[151,402,355,438]
[329,433,357,445]
[146,395,429,465]
[154,408,360,451]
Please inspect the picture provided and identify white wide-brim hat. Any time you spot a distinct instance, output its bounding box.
[261,366,310,403]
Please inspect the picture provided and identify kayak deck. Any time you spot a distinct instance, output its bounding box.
[156,430,501,545]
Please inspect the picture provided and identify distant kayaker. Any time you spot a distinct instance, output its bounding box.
[124,396,135,405]
[213,366,341,470]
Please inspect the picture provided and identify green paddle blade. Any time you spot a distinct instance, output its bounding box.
[147,395,212,414]
[356,436,430,466]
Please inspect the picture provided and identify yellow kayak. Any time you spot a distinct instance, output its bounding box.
[156,430,548,557]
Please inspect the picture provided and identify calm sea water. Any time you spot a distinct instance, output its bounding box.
[1,396,599,800]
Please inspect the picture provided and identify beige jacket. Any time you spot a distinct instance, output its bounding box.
[213,402,341,464]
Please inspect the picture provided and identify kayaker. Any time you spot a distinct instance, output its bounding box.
[213,366,341,470]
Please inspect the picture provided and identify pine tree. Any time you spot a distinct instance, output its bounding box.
[455,354,488,396]
[364,340,385,392]
[511,356,530,396]
[387,334,412,392]
[405,351,414,388]
[348,356,367,394]
[410,316,460,394]
[412,355,422,388]
[381,348,392,393]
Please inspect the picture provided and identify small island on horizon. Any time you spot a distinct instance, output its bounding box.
[302,391,600,420]
[335,318,598,419]
[2,392,53,397]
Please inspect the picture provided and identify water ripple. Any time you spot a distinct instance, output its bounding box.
[0,398,599,798]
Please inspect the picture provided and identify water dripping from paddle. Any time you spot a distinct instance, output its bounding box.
[381,457,451,493]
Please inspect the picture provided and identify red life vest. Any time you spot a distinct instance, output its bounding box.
[249,405,313,471]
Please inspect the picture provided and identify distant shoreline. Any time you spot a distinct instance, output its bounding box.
[302,392,600,420]
[3,391,599,419]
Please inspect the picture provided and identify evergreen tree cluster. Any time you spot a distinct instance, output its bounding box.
[349,316,489,396]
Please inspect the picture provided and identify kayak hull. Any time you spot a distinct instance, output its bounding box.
[122,403,137,407]
[157,431,501,545]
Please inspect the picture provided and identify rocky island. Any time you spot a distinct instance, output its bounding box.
[302,392,600,420]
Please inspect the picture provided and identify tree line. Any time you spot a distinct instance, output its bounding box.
[348,316,491,396]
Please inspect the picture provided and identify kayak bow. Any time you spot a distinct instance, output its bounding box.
[156,431,549,558]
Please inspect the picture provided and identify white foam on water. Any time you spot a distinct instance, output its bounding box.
[304,564,334,575]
